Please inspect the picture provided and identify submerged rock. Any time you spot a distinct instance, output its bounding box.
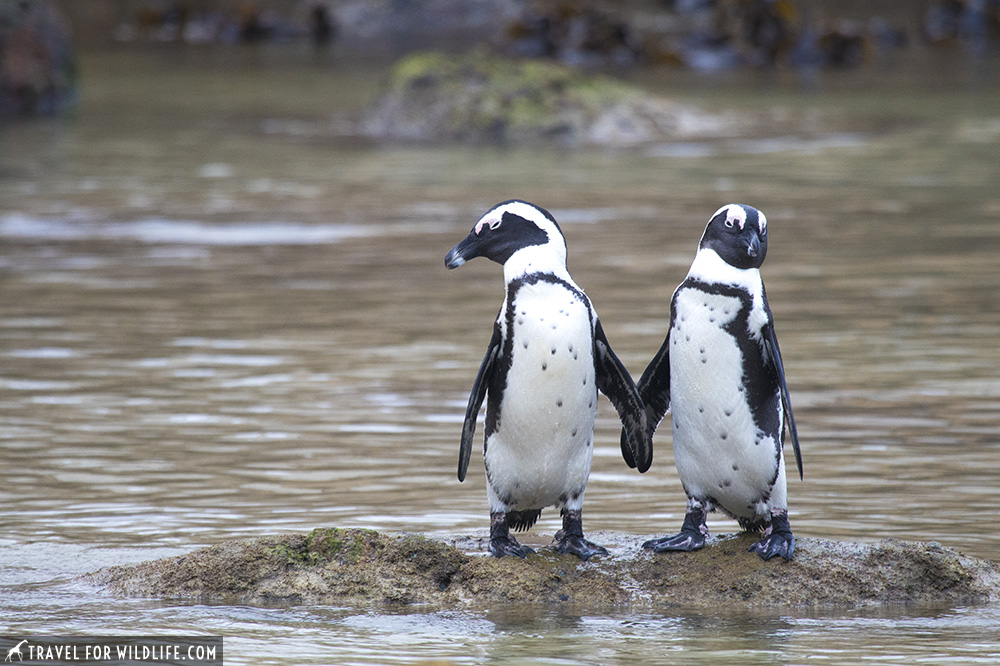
[358,51,739,146]
[85,528,1000,609]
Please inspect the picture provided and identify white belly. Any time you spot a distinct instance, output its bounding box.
[669,288,781,519]
[486,281,597,511]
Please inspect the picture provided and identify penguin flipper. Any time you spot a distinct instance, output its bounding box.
[763,324,803,480]
[459,323,501,482]
[635,330,672,432]
[594,319,652,473]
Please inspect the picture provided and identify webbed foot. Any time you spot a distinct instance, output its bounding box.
[642,530,706,552]
[553,533,608,560]
[643,504,708,553]
[489,535,535,558]
[489,511,534,558]
[553,509,607,560]
[748,512,795,561]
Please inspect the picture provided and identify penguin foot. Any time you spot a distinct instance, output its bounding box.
[488,511,534,558]
[552,508,607,560]
[644,504,708,552]
[748,512,795,561]
[552,532,608,560]
[489,535,535,558]
[642,530,706,553]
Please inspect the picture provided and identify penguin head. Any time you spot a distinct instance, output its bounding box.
[698,203,768,270]
[445,200,568,276]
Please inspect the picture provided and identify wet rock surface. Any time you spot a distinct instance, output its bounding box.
[85,528,1000,609]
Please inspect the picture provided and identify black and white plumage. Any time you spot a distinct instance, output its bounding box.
[445,200,652,560]
[628,203,802,561]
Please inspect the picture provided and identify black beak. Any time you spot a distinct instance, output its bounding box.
[445,231,482,269]
[747,232,761,258]
[444,245,465,269]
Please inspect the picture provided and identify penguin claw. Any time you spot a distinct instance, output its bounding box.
[553,534,608,561]
[489,536,535,559]
[642,530,706,553]
[749,530,795,561]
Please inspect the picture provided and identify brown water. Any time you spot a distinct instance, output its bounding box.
[2,46,1000,664]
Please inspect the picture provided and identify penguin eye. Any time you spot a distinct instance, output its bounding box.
[489,219,502,231]
[724,219,735,229]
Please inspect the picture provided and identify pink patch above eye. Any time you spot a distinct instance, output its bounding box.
[475,216,500,235]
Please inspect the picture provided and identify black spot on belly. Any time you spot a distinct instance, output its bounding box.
[551,347,556,354]
[542,362,547,371]
[523,341,529,349]
[568,343,573,352]
[571,427,578,437]
[556,398,563,407]
[720,432,728,440]
[732,463,739,471]
[720,479,731,488]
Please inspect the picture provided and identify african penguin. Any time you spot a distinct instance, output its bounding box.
[627,203,803,561]
[445,200,652,560]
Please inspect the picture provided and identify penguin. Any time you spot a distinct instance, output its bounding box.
[626,203,802,561]
[445,199,653,560]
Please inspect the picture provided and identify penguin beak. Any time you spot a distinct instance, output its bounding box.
[445,231,483,269]
[746,232,761,259]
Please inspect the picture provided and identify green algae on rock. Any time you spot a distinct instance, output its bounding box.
[85,528,1000,609]
[358,51,737,146]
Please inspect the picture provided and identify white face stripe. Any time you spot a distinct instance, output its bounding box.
[710,204,767,234]
[474,201,562,240]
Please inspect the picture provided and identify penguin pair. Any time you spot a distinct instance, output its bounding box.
[445,200,802,561]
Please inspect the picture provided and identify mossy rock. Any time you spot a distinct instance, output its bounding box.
[85,529,1000,609]
[359,51,736,146]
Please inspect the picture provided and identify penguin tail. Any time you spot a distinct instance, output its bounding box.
[507,509,542,532]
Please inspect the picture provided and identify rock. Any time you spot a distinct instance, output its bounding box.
[84,528,1000,609]
[358,51,739,146]
[0,0,77,116]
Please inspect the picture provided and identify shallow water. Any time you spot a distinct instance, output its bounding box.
[1,46,1000,664]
